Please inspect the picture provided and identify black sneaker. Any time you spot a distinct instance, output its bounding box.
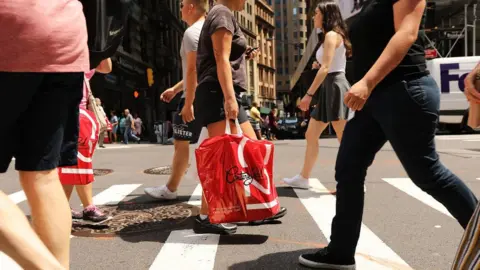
[193,216,237,235]
[248,207,287,225]
[299,248,355,269]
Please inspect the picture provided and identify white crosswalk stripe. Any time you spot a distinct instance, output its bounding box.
[91,184,141,206]
[382,178,453,218]
[436,134,480,141]
[150,184,219,270]
[3,176,479,269]
[7,191,26,204]
[295,178,411,269]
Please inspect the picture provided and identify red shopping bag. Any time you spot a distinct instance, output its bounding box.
[195,120,280,224]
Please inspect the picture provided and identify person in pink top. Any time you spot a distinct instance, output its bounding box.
[59,58,112,225]
[0,0,89,269]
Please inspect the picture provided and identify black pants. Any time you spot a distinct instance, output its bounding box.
[328,75,478,259]
[0,72,83,172]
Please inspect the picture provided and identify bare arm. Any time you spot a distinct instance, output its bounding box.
[184,51,198,105]
[306,32,339,96]
[171,80,184,94]
[95,58,113,74]
[211,29,236,101]
[363,0,426,91]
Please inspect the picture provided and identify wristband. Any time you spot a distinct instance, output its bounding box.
[306,92,314,97]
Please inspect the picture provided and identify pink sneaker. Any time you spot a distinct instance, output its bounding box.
[82,205,110,223]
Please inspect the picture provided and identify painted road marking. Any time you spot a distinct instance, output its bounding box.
[436,135,480,141]
[149,229,219,270]
[8,191,26,204]
[294,178,411,269]
[97,144,152,150]
[186,184,203,206]
[383,178,452,218]
[149,185,219,270]
[92,184,142,206]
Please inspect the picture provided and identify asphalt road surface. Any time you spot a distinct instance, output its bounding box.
[2,134,480,270]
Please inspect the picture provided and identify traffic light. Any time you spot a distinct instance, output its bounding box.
[133,90,139,99]
[147,68,154,87]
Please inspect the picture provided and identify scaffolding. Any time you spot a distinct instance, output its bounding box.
[423,3,478,58]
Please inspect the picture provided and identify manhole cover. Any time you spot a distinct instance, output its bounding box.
[93,169,113,176]
[144,165,190,175]
[71,203,197,237]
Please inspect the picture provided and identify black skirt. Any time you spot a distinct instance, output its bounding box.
[311,72,350,122]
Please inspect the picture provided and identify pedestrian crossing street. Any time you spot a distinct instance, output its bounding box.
[1,176,477,270]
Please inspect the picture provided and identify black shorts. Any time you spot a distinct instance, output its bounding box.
[194,82,249,127]
[0,72,83,173]
[173,98,201,142]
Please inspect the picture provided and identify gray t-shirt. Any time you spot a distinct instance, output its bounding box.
[180,20,204,98]
[196,4,247,92]
[125,114,134,128]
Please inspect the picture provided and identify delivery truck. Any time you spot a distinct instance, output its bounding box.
[426,56,480,131]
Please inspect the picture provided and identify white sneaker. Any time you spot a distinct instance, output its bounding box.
[283,175,310,189]
[144,185,177,200]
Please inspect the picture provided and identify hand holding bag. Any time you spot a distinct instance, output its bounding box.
[195,120,280,224]
[467,71,480,129]
[85,76,108,131]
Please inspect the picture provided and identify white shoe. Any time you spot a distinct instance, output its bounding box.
[283,175,310,189]
[144,185,177,200]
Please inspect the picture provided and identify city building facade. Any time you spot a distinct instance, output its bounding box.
[90,0,185,141]
[255,0,277,108]
[234,0,259,106]
[270,0,308,101]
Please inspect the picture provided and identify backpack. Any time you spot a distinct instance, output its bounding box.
[80,0,131,69]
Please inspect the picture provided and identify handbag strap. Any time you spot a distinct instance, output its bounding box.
[84,75,94,97]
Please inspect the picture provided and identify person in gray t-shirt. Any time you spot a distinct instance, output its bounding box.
[144,0,234,232]
[123,109,140,144]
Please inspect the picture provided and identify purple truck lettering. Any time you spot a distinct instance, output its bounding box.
[440,63,468,93]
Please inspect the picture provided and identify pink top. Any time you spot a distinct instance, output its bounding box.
[0,0,89,72]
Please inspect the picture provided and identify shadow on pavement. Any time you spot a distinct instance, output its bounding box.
[276,186,333,199]
[228,248,316,270]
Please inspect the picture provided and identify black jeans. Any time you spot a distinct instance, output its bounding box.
[328,75,478,259]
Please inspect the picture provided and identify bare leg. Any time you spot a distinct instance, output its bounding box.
[0,191,64,270]
[62,185,74,201]
[300,119,329,179]
[75,184,94,207]
[331,120,347,143]
[166,140,190,192]
[19,170,71,269]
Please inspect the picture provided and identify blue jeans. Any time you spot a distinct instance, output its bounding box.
[124,127,139,144]
[328,75,478,259]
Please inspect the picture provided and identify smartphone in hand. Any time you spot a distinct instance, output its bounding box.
[246,47,258,56]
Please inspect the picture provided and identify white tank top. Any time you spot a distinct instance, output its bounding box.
[316,40,346,73]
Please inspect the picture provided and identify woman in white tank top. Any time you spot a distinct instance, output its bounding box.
[284,0,361,191]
